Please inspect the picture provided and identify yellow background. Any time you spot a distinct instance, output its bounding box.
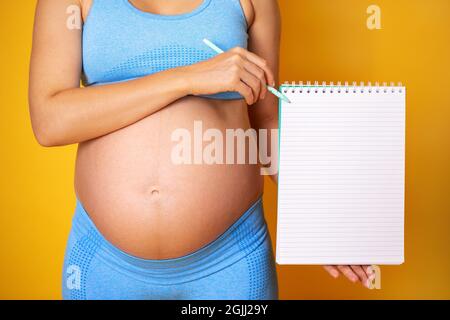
[0,0,449,299]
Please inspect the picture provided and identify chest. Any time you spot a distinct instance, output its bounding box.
[82,0,248,85]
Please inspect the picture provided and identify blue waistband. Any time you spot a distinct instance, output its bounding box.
[71,196,267,284]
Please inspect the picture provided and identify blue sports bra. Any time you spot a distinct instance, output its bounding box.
[82,0,249,100]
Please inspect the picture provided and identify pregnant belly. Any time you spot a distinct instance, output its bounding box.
[74,96,264,259]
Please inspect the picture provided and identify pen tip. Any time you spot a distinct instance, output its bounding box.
[282,95,291,104]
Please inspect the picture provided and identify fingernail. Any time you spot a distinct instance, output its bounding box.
[331,270,339,278]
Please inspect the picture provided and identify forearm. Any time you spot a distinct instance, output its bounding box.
[260,116,279,184]
[250,98,279,184]
[30,67,189,147]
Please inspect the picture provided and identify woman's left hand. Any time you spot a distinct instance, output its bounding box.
[323,265,374,288]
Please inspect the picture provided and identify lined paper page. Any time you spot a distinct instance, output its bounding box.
[276,85,405,265]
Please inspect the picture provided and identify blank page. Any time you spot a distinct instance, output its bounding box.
[276,84,405,265]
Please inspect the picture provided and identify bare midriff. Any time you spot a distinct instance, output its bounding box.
[74,96,264,259]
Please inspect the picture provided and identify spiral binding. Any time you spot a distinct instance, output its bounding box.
[281,81,404,94]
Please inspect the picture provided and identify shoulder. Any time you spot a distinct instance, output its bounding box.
[247,0,280,26]
[249,0,280,16]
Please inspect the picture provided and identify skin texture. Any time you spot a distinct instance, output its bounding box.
[29,0,372,289]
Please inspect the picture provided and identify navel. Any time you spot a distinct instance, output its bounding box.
[149,186,160,197]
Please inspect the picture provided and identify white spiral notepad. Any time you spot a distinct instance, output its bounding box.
[276,82,406,265]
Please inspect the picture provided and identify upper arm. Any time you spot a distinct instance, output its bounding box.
[29,0,83,109]
[247,0,281,123]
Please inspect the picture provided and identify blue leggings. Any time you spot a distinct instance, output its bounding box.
[62,197,278,300]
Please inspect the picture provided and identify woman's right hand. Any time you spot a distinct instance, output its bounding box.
[183,47,276,105]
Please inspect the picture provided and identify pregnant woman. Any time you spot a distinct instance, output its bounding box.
[29,0,372,300]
